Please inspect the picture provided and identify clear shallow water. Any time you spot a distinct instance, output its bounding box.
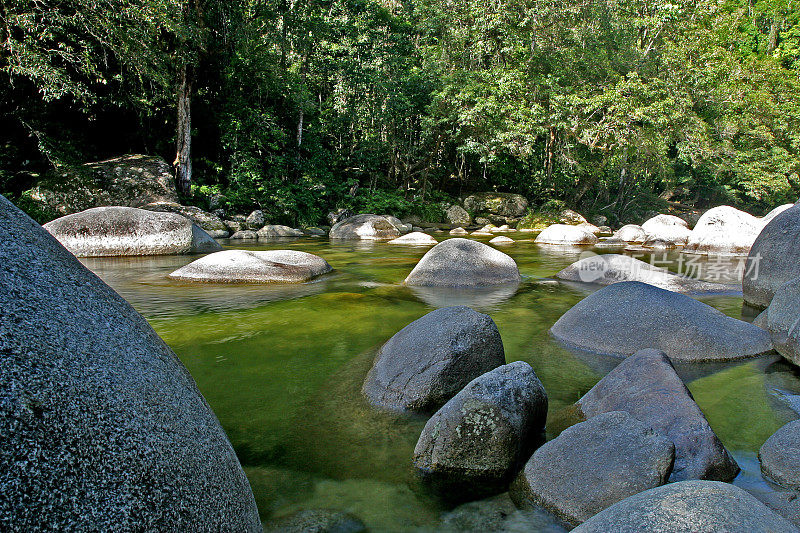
[79,235,800,531]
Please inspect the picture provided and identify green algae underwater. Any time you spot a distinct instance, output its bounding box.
[79,236,800,531]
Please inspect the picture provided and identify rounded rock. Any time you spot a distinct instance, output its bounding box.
[404,238,521,287]
[329,214,401,240]
[169,249,332,283]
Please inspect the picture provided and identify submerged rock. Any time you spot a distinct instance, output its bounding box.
[555,254,729,294]
[362,306,506,413]
[263,509,366,533]
[760,419,800,490]
[573,480,797,533]
[511,411,674,525]
[413,362,547,498]
[641,214,692,245]
[0,194,260,530]
[685,206,763,255]
[744,204,800,309]
[577,349,739,482]
[143,201,229,237]
[169,250,332,283]
[329,214,401,240]
[550,281,772,361]
[534,224,598,245]
[43,206,221,257]
[388,232,437,245]
[257,224,304,238]
[404,238,521,287]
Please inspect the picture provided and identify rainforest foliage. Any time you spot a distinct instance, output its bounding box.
[2,0,799,224]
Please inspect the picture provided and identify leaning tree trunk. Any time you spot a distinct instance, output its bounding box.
[175,65,193,196]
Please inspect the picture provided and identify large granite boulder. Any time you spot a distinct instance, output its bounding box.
[169,249,332,283]
[404,238,521,287]
[257,224,304,238]
[143,201,229,238]
[43,206,222,257]
[511,411,674,525]
[573,480,797,533]
[413,362,547,497]
[388,232,437,245]
[760,419,800,490]
[0,194,259,530]
[685,206,763,255]
[463,192,528,218]
[550,281,773,361]
[21,154,178,218]
[555,254,729,294]
[743,204,800,309]
[534,224,598,245]
[329,214,401,240]
[612,224,647,243]
[641,214,692,245]
[577,349,739,482]
[445,204,472,226]
[362,306,506,413]
[764,277,800,365]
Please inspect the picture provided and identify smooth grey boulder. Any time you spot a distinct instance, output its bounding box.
[641,214,692,245]
[245,209,265,228]
[550,281,773,361]
[534,224,598,245]
[43,206,222,257]
[685,205,763,255]
[413,362,547,497]
[230,230,258,240]
[388,232,437,245]
[0,194,259,530]
[760,419,800,490]
[577,349,739,482]
[449,227,469,235]
[257,224,303,238]
[143,201,229,237]
[744,204,800,309]
[303,226,327,236]
[445,204,472,226]
[511,411,674,526]
[555,254,729,294]
[404,238,521,287]
[169,249,332,283]
[612,224,647,243]
[573,480,797,533]
[765,277,800,365]
[362,306,506,413]
[383,214,411,234]
[489,235,514,244]
[329,214,401,240]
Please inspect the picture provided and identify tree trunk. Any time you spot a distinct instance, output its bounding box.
[767,17,781,54]
[175,64,193,196]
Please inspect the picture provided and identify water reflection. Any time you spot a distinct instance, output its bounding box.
[406,282,520,309]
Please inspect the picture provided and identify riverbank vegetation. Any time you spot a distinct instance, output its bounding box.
[2,0,799,225]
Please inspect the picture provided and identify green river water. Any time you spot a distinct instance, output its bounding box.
[79,234,800,531]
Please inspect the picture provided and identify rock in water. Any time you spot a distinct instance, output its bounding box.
[0,194,259,530]
[534,224,598,245]
[143,202,230,238]
[573,480,797,533]
[404,238,520,287]
[765,277,800,365]
[169,250,332,283]
[555,254,729,294]
[445,204,472,226]
[685,205,763,255]
[329,214,401,240]
[449,227,469,235]
[760,419,800,490]
[362,306,506,413]
[264,509,366,533]
[641,214,692,245]
[21,154,178,217]
[577,349,739,482]
[744,204,800,309]
[388,232,438,245]
[256,224,304,238]
[43,206,221,257]
[511,411,674,525]
[230,230,258,240]
[612,224,647,243]
[413,362,547,498]
[489,236,514,244]
[550,281,772,361]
